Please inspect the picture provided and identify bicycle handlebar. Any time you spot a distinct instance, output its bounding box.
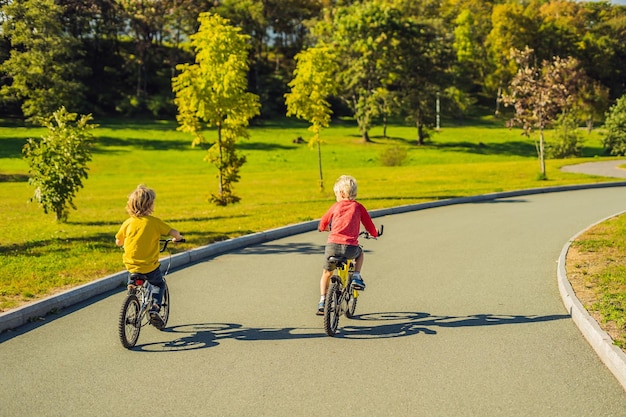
[160,238,186,252]
[359,225,384,239]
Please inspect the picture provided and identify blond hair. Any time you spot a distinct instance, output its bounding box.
[126,184,156,217]
[333,175,358,200]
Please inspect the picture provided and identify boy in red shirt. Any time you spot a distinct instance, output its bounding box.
[317,175,379,315]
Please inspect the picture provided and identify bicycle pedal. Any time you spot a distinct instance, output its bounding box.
[149,312,165,329]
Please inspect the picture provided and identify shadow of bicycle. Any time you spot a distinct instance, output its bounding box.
[133,311,570,351]
[337,311,570,339]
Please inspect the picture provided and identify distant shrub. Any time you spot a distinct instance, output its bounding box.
[549,113,584,158]
[380,145,408,166]
[603,95,626,156]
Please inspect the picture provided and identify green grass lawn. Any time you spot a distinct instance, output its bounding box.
[0,115,619,310]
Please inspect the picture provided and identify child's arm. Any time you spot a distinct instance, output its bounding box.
[360,206,378,238]
[168,228,184,242]
[318,204,336,231]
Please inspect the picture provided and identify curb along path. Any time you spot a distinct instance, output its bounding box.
[557,214,626,390]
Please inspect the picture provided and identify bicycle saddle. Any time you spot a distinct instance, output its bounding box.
[327,256,348,264]
[129,273,148,281]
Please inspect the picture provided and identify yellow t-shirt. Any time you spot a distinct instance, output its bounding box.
[115,215,172,273]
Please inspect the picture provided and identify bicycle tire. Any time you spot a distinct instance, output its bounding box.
[345,289,358,318]
[323,279,341,337]
[157,282,169,329]
[119,294,141,348]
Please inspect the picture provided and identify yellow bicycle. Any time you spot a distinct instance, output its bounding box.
[323,227,383,337]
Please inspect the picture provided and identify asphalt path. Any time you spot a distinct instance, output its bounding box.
[2,187,626,416]
[561,160,626,178]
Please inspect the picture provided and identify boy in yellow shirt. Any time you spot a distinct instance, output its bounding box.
[115,184,183,327]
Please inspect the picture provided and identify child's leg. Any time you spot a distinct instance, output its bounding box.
[354,251,364,273]
[320,269,333,296]
[145,267,164,307]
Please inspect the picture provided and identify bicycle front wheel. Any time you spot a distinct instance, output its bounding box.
[119,295,141,348]
[157,282,170,329]
[323,279,341,337]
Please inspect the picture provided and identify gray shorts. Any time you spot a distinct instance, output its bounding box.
[323,243,362,271]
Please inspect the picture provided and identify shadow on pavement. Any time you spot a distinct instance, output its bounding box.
[132,311,570,351]
[235,242,323,255]
[338,311,570,339]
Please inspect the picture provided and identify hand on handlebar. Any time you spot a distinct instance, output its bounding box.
[359,226,383,240]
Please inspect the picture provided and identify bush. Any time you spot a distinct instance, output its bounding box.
[22,107,96,222]
[549,113,584,158]
[602,95,626,156]
[380,145,408,166]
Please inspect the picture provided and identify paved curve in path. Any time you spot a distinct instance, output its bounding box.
[561,159,626,178]
[2,187,626,416]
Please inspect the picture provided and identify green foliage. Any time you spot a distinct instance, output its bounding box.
[0,0,86,123]
[315,1,402,142]
[602,95,626,156]
[172,13,260,205]
[548,112,584,159]
[285,45,338,190]
[22,107,96,222]
[285,46,338,140]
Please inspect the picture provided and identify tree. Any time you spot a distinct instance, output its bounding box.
[485,2,536,117]
[314,1,399,142]
[503,47,584,179]
[602,95,626,156]
[285,45,338,191]
[22,107,96,222]
[390,16,453,144]
[0,0,87,123]
[172,13,260,206]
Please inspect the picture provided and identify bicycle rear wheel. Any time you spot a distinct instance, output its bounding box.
[157,282,170,329]
[323,279,341,336]
[119,295,141,348]
[345,289,358,318]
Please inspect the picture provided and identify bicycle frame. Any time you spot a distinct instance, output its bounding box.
[331,258,359,305]
[127,276,158,327]
[323,256,360,336]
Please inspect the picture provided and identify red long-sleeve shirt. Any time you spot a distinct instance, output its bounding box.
[319,199,378,245]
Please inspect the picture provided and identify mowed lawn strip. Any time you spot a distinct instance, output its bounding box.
[0,117,618,311]
[567,214,626,351]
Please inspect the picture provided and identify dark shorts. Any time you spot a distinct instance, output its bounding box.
[127,266,164,304]
[323,243,362,271]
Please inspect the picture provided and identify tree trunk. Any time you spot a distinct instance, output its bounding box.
[217,125,224,197]
[417,121,425,145]
[317,141,324,192]
[383,114,388,138]
[539,129,546,179]
[495,85,502,117]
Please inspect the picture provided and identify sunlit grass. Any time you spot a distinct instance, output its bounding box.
[570,215,626,348]
[0,116,618,310]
